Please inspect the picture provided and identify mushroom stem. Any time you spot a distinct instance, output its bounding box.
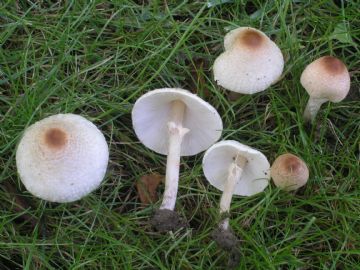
[303,97,328,123]
[219,155,247,230]
[160,100,189,211]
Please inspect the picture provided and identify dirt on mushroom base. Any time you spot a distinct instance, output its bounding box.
[212,226,238,250]
[150,209,187,233]
[212,226,241,269]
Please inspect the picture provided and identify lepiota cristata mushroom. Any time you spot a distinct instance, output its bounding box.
[132,88,223,232]
[202,140,270,260]
[271,153,309,191]
[214,27,284,94]
[301,56,350,122]
[16,114,109,203]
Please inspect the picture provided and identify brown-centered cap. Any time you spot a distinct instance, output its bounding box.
[16,114,109,203]
[300,56,350,102]
[214,27,284,94]
[271,153,309,191]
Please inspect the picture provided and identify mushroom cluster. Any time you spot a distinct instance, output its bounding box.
[9,21,352,270]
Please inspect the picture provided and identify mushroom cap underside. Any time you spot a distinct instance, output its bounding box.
[202,140,270,196]
[132,88,223,156]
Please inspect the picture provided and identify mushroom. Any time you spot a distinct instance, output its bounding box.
[271,153,309,191]
[202,140,270,254]
[213,27,284,94]
[132,88,223,232]
[300,56,350,122]
[16,114,109,203]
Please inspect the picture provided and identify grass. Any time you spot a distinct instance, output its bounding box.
[0,0,359,269]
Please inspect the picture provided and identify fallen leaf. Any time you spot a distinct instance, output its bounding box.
[136,174,164,205]
[331,22,353,44]
[207,0,234,8]
[249,8,263,20]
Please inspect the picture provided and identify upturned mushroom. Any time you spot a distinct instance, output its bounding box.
[132,88,223,232]
[202,140,270,259]
[213,27,284,94]
[16,114,109,203]
[271,153,309,191]
[301,56,350,122]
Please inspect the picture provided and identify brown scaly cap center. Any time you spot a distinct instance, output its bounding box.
[236,29,264,49]
[44,128,68,149]
[320,56,346,75]
[281,155,303,175]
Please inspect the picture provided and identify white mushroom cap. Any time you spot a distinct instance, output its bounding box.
[132,88,223,156]
[300,56,350,102]
[202,140,270,196]
[16,114,109,203]
[213,27,284,94]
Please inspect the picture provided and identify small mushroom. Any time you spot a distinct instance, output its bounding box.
[213,27,284,94]
[16,114,109,203]
[132,88,223,232]
[301,56,350,122]
[202,140,270,260]
[271,153,309,191]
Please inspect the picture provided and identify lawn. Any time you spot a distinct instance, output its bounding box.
[0,0,359,269]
